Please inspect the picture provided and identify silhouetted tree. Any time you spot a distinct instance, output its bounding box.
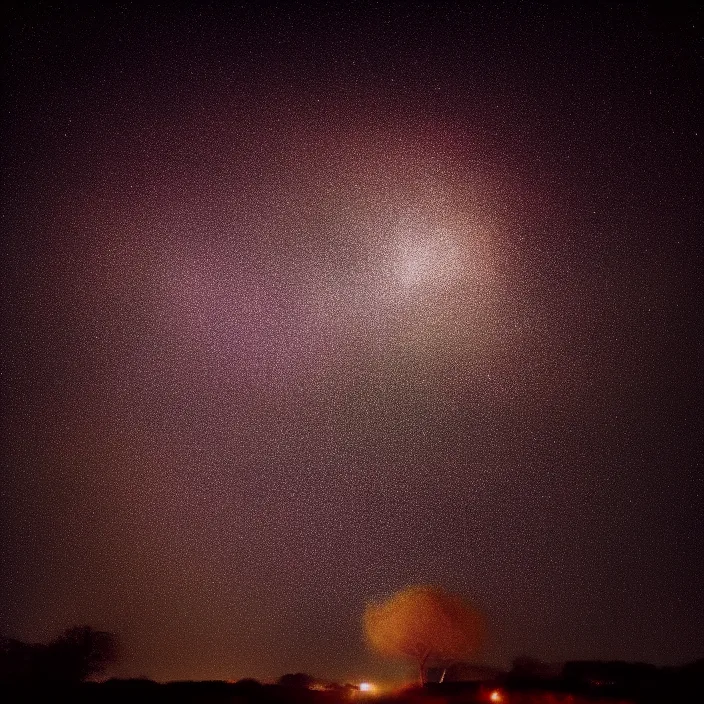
[0,638,37,683]
[561,659,663,696]
[0,626,117,683]
[364,585,483,684]
[508,656,559,682]
[278,672,315,688]
[45,626,118,681]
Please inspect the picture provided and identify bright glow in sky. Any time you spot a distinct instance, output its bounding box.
[2,0,701,685]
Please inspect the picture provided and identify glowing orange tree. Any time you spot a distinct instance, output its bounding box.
[364,585,483,684]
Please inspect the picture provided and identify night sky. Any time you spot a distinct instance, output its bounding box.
[2,0,702,685]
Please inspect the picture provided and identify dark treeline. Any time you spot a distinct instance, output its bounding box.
[3,670,704,704]
[1,627,703,703]
[0,626,117,684]
[500,655,704,701]
[3,667,704,703]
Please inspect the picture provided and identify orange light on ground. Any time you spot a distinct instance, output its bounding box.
[359,682,375,692]
[489,691,503,702]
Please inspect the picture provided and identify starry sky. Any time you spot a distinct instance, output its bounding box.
[1,0,702,684]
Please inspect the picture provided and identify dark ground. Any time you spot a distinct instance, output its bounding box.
[3,674,704,704]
